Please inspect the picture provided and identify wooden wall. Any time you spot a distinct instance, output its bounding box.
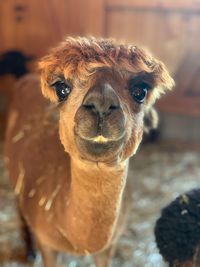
[0,0,105,57]
[104,0,200,117]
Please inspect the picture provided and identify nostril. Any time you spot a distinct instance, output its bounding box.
[83,103,97,113]
[109,104,119,110]
[104,104,119,115]
[83,104,95,109]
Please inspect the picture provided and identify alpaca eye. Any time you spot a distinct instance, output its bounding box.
[52,80,71,102]
[129,82,150,104]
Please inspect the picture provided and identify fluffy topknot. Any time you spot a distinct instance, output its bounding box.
[39,37,174,103]
[155,188,200,266]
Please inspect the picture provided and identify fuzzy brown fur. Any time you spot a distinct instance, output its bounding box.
[39,37,173,103]
[5,37,174,267]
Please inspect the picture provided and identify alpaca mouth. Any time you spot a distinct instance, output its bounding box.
[77,133,125,144]
[75,133,125,160]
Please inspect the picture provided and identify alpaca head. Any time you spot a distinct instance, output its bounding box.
[39,37,174,163]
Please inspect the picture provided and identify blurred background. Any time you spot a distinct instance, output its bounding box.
[0,0,199,266]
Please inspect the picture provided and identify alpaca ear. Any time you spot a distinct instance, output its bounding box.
[133,46,175,103]
[149,59,175,103]
[38,54,62,103]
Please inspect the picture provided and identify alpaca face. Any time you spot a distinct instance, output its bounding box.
[58,68,145,163]
[57,71,145,163]
[39,37,174,163]
[73,68,145,162]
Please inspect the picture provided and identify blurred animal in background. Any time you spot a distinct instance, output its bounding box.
[143,106,159,143]
[0,51,34,138]
[5,37,174,267]
[155,188,200,267]
[0,51,33,78]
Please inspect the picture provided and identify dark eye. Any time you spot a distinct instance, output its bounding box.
[51,80,71,102]
[129,82,150,104]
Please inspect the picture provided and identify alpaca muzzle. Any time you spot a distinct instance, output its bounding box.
[74,82,126,158]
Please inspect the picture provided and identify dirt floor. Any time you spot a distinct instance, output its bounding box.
[0,141,200,267]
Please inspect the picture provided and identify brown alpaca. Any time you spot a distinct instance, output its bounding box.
[5,37,174,267]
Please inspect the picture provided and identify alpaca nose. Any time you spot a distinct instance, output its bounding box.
[82,83,120,116]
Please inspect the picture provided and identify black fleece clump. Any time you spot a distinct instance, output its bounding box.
[155,188,200,265]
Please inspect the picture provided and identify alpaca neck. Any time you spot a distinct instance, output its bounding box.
[64,157,128,253]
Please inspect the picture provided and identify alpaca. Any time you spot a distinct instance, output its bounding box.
[0,51,34,138]
[5,37,174,267]
[155,189,200,267]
